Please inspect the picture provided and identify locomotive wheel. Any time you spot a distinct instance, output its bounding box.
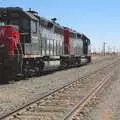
[0,63,4,83]
[60,59,68,68]
[87,56,91,63]
[77,58,81,67]
[35,59,44,76]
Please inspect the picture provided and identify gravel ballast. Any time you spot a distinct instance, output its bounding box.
[0,56,119,117]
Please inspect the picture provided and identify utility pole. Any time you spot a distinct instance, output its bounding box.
[103,42,106,56]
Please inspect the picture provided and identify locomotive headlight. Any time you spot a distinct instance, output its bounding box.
[0,44,5,48]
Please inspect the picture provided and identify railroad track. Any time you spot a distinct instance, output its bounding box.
[1,59,119,120]
[64,69,113,120]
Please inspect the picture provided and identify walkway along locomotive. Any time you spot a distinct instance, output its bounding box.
[0,7,91,82]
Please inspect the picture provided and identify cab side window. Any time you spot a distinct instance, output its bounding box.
[87,39,90,45]
[31,20,37,33]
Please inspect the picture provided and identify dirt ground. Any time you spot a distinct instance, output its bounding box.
[82,64,120,120]
[76,56,120,120]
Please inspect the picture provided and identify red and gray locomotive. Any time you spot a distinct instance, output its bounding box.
[0,7,91,82]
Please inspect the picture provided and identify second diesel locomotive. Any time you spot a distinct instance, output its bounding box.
[0,7,91,82]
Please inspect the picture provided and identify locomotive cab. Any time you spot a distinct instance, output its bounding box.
[82,36,91,62]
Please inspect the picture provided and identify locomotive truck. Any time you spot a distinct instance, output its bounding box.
[0,7,91,82]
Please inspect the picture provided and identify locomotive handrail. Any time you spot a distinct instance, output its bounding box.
[20,33,29,35]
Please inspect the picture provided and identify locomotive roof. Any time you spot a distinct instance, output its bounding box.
[0,7,90,40]
[0,7,23,11]
[0,7,39,21]
[39,16,64,29]
[25,11,39,21]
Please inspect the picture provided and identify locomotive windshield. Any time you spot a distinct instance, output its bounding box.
[87,39,90,45]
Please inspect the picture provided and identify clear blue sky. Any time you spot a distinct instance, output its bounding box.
[0,0,120,52]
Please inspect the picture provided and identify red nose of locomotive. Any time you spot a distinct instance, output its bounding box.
[0,25,20,56]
